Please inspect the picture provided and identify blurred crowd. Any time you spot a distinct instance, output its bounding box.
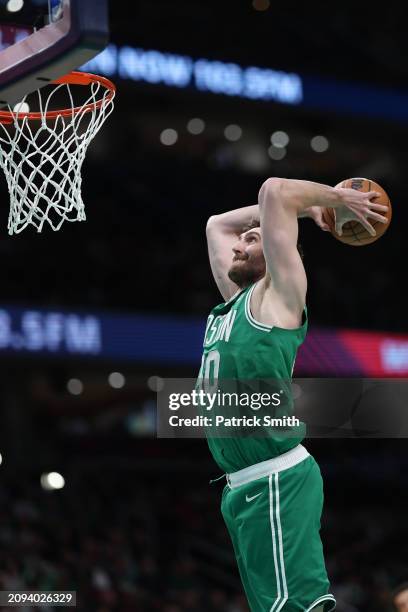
[0,464,248,612]
[0,440,407,612]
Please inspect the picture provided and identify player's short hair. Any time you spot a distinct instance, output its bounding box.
[241,219,304,260]
[391,582,408,610]
[242,218,262,233]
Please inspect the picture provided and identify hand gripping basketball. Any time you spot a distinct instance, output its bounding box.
[322,178,392,246]
[334,187,388,236]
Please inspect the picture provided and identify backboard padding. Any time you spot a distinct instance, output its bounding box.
[0,0,109,107]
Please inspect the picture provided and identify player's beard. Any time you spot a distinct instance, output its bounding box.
[228,257,265,288]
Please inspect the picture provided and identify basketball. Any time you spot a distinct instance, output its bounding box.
[322,177,392,246]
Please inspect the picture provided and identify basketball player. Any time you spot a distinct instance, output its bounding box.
[200,178,389,612]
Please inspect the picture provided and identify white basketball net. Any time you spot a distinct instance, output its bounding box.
[0,75,115,235]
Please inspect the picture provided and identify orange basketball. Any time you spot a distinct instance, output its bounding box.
[322,178,392,246]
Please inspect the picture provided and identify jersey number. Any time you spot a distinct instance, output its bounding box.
[198,350,220,393]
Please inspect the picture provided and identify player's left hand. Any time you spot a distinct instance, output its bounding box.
[303,206,331,231]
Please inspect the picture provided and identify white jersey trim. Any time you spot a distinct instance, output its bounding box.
[269,473,288,611]
[303,594,336,611]
[244,283,273,332]
[226,445,309,488]
[224,287,244,305]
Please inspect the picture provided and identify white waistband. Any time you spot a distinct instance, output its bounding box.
[226,444,309,488]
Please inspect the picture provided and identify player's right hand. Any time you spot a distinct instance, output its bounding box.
[334,187,389,236]
[304,206,331,231]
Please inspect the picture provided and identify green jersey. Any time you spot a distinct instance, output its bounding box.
[198,282,307,473]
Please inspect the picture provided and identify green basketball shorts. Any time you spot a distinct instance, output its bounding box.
[220,445,336,612]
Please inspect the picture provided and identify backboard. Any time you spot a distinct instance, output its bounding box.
[0,0,109,107]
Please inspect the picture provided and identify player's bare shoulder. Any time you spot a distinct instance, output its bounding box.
[250,274,306,329]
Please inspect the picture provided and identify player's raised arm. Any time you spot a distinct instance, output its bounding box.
[257,177,387,312]
[206,205,259,301]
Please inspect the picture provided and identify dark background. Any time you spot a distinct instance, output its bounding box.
[0,1,407,611]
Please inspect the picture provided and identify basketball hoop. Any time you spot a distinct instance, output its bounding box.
[0,71,116,234]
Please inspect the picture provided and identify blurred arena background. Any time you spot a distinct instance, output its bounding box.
[0,1,407,611]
